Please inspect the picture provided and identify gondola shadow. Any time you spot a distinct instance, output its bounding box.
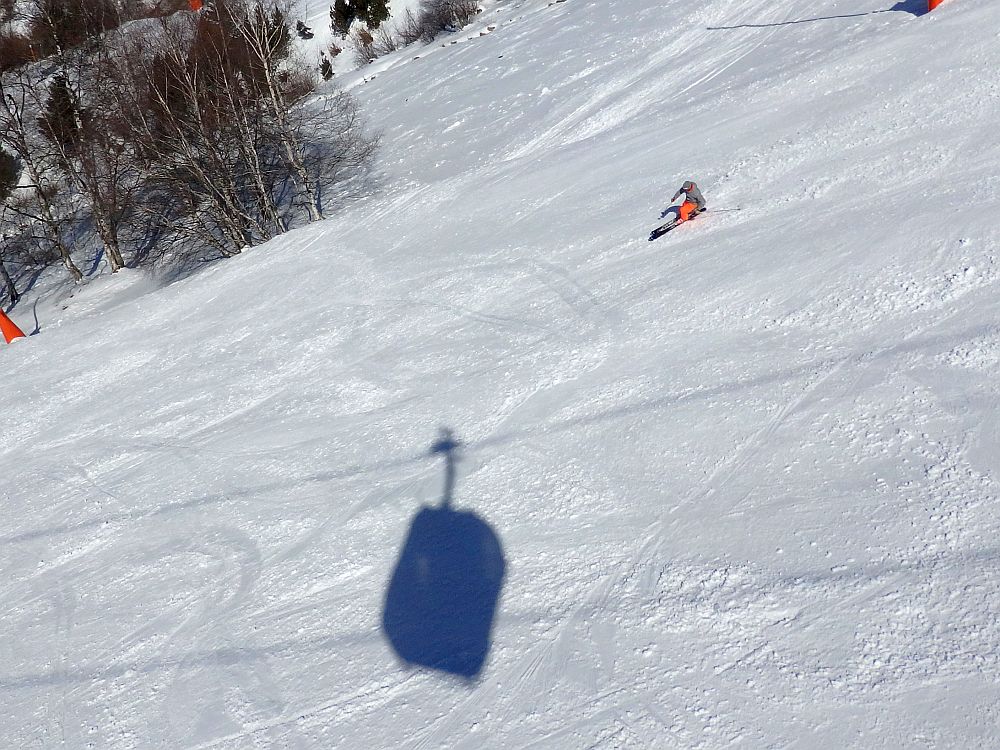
[381,429,506,679]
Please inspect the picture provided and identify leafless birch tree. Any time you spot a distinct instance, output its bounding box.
[0,73,83,281]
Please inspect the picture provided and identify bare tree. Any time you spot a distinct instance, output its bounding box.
[1,138,17,301]
[226,0,326,222]
[0,73,83,282]
[3,0,383,286]
[28,0,122,58]
[418,0,479,42]
[103,21,274,258]
[394,8,424,46]
[37,53,142,273]
[0,205,21,304]
[351,26,376,66]
[0,150,19,302]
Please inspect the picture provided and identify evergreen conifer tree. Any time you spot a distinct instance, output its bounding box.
[366,0,389,29]
[38,74,85,156]
[0,148,18,202]
[353,0,370,25]
[330,0,353,36]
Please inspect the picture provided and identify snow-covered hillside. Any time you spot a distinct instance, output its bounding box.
[4,0,1000,747]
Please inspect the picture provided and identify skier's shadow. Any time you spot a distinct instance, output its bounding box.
[707,1,926,28]
[381,429,506,679]
[888,0,929,15]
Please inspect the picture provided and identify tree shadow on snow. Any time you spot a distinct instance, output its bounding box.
[381,428,506,680]
[86,248,106,277]
[707,2,926,29]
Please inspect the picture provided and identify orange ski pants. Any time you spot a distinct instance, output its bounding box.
[679,200,699,222]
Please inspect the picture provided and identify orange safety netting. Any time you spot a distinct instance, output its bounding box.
[0,309,25,344]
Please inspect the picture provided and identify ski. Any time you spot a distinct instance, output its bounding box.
[648,221,679,241]
[648,207,707,241]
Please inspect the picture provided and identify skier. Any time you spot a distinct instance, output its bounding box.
[648,179,710,241]
[669,180,706,223]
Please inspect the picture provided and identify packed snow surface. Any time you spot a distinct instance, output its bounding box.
[3,0,1000,747]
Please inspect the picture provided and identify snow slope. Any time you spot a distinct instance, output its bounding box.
[4,0,1000,747]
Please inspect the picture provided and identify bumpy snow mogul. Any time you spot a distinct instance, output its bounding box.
[648,179,706,241]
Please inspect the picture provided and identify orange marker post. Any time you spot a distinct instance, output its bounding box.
[0,309,26,343]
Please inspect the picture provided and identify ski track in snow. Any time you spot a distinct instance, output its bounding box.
[4,0,1000,747]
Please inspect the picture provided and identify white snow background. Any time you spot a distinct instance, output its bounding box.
[3,0,1000,747]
